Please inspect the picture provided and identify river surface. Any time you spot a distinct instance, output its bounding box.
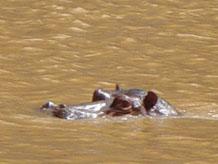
[0,0,218,163]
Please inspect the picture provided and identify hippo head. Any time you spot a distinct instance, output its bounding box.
[143,91,158,113]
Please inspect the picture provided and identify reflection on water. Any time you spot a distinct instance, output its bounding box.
[0,0,218,163]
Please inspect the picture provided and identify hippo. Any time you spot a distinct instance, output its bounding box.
[92,85,178,116]
[40,85,179,120]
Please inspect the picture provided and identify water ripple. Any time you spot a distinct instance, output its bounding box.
[0,0,218,162]
[177,33,216,40]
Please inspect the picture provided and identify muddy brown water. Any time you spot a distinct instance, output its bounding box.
[0,0,218,163]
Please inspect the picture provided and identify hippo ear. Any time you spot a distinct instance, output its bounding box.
[92,89,106,102]
[143,91,158,112]
[115,84,121,91]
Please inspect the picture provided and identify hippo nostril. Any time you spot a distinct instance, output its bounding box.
[40,101,55,109]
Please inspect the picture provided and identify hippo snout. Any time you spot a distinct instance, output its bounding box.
[40,101,57,110]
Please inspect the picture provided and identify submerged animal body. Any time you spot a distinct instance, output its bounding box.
[40,85,179,120]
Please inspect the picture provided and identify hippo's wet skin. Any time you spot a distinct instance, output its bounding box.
[40,85,179,120]
[40,100,108,120]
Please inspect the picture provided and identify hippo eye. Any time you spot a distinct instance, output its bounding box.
[110,96,131,109]
[120,100,130,108]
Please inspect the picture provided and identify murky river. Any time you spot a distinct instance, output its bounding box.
[0,0,218,163]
